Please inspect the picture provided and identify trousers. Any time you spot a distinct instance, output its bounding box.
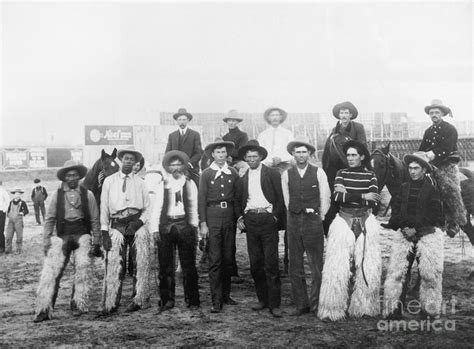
[5,216,24,253]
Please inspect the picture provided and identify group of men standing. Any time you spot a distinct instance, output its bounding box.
[33,99,467,322]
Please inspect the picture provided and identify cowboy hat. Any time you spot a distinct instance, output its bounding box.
[117,149,143,162]
[424,99,452,117]
[57,160,88,182]
[238,139,268,160]
[204,141,235,158]
[10,188,24,194]
[343,140,371,167]
[287,140,316,155]
[404,152,432,173]
[173,107,193,121]
[223,109,243,123]
[263,107,287,124]
[162,150,190,171]
[332,101,359,119]
[34,178,41,184]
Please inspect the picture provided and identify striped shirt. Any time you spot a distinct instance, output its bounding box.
[333,166,378,209]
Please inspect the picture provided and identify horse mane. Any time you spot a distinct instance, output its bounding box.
[83,157,102,192]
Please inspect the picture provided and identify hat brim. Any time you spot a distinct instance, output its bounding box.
[162,150,190,170]
[173,112,193,121]
[10,190,24,194]
[57,165,88,182]
[424,105,450,116]
[403,154,432,172]
[117,150,143,162]
[204,141,235,158]
[332,102,358,120]
[238,144,268,161]
[223,117,243,123]
[287,141,316,155]
[263,107,287,124]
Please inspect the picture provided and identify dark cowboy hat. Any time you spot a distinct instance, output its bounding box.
[33,178,41,184]
[343,140,371,166]
[263,107,287,124]
[287,140,316,155]
[237,139,268,161]
[162,150,190,170]
[204,141,235,158]
[332,101,359,119]
[404,151,432,173]
[424,99,453,117]
[223,109,243,123]
[173,107,193,121]
[57,160,88,182]
[117,149,143,162]
[10,188,24,194]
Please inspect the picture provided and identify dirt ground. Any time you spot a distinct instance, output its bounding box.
[1,179,473,347]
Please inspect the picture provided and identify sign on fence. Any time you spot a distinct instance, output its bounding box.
[85,125,134,145]
[4,149,29,169]
[29,148,47,168]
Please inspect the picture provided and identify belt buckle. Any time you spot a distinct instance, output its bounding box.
[220,201,228,209]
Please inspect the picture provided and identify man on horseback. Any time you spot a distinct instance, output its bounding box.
[383,152,445,319]
[322,101,367,234]
[418,100,467,237]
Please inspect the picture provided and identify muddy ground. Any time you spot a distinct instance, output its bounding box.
[0,179,473,347]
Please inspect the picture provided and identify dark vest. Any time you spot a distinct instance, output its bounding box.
[56,185,91,235]
[160,179,191,225]
[288,165,320,214]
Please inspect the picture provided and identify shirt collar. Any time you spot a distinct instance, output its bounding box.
[297,164,308,173]
[249,163,262,172]
[119,171,134,179]
[179,127,188,135]
[210,161,232,179]
[61,182,80,192]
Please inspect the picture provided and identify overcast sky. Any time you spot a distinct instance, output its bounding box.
[1,1,473,146]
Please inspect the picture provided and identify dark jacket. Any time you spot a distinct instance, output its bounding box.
[165,128,203,171]
[222,127,249,161]
[7,200,29,216]
[419,120,458,167]
[388,176,444,232]
[31,186,48,202]
[236,164,286,230]
[322,120,367,185]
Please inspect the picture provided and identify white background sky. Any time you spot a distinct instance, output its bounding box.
[1,1,473,146]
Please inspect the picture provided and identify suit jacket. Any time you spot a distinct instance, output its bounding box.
[165,128,203,170]
[419,120,458,167]
[236,164,286,230]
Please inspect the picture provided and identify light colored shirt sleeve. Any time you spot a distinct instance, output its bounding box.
[0,188,10,212]
[281,170,290,209]
[317,168,331,220]
[139,180,150,225]
[186,179,199,227]
[100,177,111,231]
[259,127,295,166]
[147,174,164,233]
[43,190,58,245]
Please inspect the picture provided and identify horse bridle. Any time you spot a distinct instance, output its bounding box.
[371,149,390,191]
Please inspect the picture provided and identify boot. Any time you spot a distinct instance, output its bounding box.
[33,311,51,323]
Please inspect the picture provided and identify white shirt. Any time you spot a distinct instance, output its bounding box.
[178,127,188,136]
[145,171,164,233]
[0,187,10,212]
[258,125,294,166]
[100,171,150,231]
[245,164,272,213]
[281,164,331,220]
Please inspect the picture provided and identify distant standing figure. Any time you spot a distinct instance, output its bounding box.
[5,189,29,254]
[31,178,48,225]
[0,181,10,253]
[222,110,249,169]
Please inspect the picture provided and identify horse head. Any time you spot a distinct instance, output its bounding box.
[370,143,391,192]
[100,148,119,178]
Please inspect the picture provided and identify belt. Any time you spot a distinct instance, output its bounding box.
[207,201,233,208]
[167,215,186,222]
[111,208,142,219]
[64,218,86,225]
[246,208,271,214]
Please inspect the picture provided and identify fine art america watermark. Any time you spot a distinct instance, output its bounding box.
[377,296,458,332]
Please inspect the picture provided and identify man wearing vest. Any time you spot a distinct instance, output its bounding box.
[99,149,151,314]
[199,140,240,313]
[153,150,200,311]
[31,178,48,225]
[235,140,285,318]
[318,140,382,321]
[5,189,29,254]
[281,141,331,316]
[34,160,100,322]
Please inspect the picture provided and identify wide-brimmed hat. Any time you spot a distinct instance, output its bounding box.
[287,141,316,155]
[263,107,287,124]
[162,150,190,171]
[343,140,371,166]
[117,149,143,162]
[404,152,432,173]
[223,109,243,123]
[204,141,235,158]
[238,139,268,160]
[332,101,358,119]
[10,188,24,194]
[57,160,88,182]
[33,178,41,184]
[424,99,452,117]
[173,107,193,121]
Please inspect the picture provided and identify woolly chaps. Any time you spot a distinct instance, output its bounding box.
[35,234,92,318]
[318,214,381,321]
[434,164,467,226]
[383,228,444,317]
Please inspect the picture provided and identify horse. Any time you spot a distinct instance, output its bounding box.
[83,148,119,207]
[370,142,474,245]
